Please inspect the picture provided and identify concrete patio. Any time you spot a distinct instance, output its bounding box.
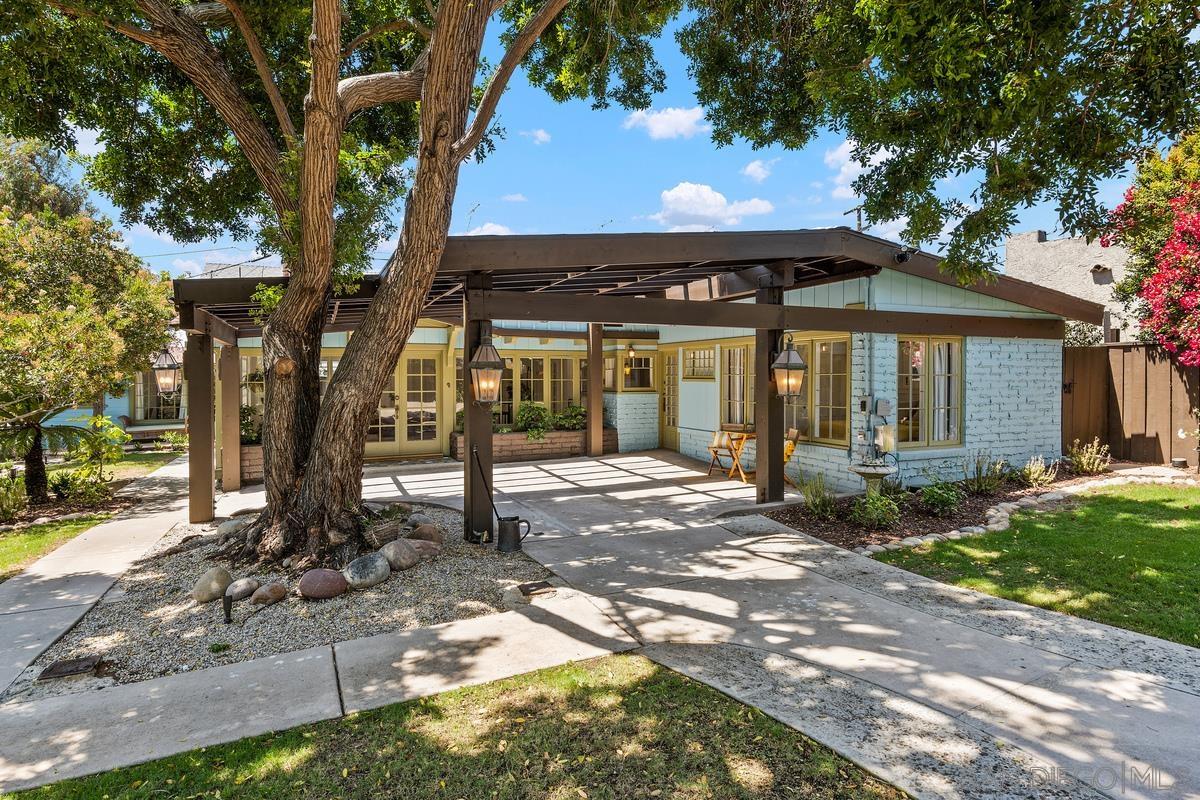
[2,451,1197,798]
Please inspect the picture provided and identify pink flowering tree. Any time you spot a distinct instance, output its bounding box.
[1134,188,1200,365]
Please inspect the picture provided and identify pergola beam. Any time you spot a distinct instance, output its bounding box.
[178,303,238,345]
[662,261,793,302]
[469,289,1067,339]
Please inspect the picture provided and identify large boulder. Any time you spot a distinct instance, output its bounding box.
[379,539,420,571]
[407,523,444,545]
[406,512,435,528]
[298,568,348,600]
[192,566,233,603]
[250,582,288,606]
[364,518,407,549]
[225,578,260,602]
[343,552,391,589]
[408,539,442,561]
[216,516,253,538]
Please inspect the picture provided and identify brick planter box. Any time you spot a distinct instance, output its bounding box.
[240,443,264,484]
[450,428,617,463]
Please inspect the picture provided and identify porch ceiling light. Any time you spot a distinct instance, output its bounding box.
[468,335,505,407]
[772,334,808,399]
[150,348,181,396]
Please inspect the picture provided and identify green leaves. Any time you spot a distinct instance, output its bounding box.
[682,0,1200,281]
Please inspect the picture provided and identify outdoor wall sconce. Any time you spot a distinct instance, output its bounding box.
[772,334,808,399]
[150,348,181,396]
[468,335,505,407]
[626,343,637,360]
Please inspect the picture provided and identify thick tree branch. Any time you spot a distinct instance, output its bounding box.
[453,0,568,159]
[215,0,297,139]
[181,2,231,25]
[337,50,428,117]
[343,17,431,57]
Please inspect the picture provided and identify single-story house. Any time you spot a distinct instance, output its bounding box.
[166,228,1101,530]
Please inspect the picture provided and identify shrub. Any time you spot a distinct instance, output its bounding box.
[1017,455,1059,488]
[514,403,552,440]
[160,431,188,452]
[239,405,262,445]
[552,404,587,431]
[919,478,965,517]
[800,472,837,519]
[850,493,901,530]
[48,470,110,506]
[0,474,26,522]
[48,471,74,500]
[1067,437,1112,475]
[878,476,908,500]
[961,451,1007,495]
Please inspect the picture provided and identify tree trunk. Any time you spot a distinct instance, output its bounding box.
[262,0,492,566]
[24,427,47,504]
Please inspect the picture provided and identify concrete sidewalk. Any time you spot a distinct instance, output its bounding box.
[0,589,635,792]
[0,457,189,694]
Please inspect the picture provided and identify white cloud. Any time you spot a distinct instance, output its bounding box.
[649,182,774,231]
[128,223,180,246]
[868,216,908,242]
[501,193,527,203]
[520,129,551,145]
[463,222,514,236]
[740,158,779,184]
[171,258,200,275]
[823,139,891,201]
[622,106,710,140]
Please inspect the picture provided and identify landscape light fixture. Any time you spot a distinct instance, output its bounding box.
[467,335,505,407]
[772,334,808,399]
[150,348,181,396]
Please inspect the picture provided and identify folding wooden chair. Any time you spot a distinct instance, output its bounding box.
[783,427,801,488]
[706,430,734,476]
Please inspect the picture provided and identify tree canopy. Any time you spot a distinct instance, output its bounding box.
[681,0,1200,278]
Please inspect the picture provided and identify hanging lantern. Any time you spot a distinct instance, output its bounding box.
[150,348,181,396]
[468,335,505,406]
[626,343,637,360]
[771,334,808,399]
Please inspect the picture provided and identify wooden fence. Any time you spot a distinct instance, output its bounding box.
[1062,345,1199,466]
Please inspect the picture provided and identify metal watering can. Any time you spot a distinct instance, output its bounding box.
[496,515,540,552]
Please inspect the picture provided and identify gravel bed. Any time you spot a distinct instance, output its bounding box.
[4,504,549,702]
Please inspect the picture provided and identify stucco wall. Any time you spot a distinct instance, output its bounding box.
[1005,230,1132,339]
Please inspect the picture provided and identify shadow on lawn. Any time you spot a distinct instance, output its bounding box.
[881,485,1200,646]
[17,655,902,800]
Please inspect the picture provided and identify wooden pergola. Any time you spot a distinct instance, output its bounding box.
[174,228,1103,533]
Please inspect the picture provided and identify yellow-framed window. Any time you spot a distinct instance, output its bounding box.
[549,356,577,412]
[779,335,851,445]
[720,344,755,426]
[623,354,654,390]
[897,336,962,447]
[603,356,616,390]
[662,351,679,427]
[682,347,715,379]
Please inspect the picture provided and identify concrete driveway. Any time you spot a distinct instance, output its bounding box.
[218,450,1200,800]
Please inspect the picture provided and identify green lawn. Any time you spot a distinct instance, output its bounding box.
[48,450,179,483]
[8,654,904,800]
[0,514,110,583]
[878,484,1200,646]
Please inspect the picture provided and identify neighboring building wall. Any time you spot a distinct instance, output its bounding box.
[1005,230,1132,340]
[602,391,659,452]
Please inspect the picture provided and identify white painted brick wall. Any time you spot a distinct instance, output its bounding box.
[604,391,659,452]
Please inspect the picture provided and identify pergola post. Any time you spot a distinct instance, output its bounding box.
[184,332,215,523]
[463,274,495,543]
[755,286,784,503]
[218,343,241,492]
[586,323,603,456]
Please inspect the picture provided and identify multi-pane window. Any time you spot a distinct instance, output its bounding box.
[779,336,850,445]
[454,356,464,414]
[496,359,515,426]
[662,353,679,428]
[682,348,715,379]
[318,357,340,397]
[405,357,438,441]
[898,337,962,446]
[813,339,848,442]
[722,346,751,426]
[239,355,265,413]
[134,371,185,421]
[520,357,546,405]
[549,357,576,412]
[624,355,653,389]
[580,359,589,407]
[603,356,616,390]
[367,372,397,442]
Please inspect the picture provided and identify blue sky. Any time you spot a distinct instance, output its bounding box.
[68,19,1131,278]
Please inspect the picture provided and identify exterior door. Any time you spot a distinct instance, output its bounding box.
[661,350,679,450]
[400,354,441,455]
[363,367,400,458]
